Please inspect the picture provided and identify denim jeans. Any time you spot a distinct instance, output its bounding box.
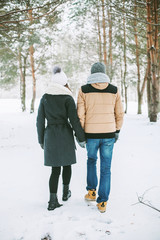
[86,138,115,203]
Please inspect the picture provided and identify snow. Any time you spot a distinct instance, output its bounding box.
[0,99,160,240]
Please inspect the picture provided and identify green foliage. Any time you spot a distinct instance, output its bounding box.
[0,46,18,88]
[0,0,157,106]
[0,0,66,90]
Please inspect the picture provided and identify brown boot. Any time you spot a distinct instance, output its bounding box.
[85,189,96,201]
[97,201,107,213]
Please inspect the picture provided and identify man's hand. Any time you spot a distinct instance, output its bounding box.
[114,133,119,143]
[76,137,86,148]
[78,141,86,148]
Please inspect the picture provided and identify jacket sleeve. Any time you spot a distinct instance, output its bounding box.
[36,97,45,144]
[114,90,124,132]
[77,88,86,129]
[66,96,86,142]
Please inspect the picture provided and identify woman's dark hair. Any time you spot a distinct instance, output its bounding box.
[64,83,71,91]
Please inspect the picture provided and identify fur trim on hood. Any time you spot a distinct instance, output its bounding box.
[45,83,72,96]
[87,72,110,84]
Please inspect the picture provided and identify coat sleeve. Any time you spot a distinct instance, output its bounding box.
[114,90,124,132]
[66,96,86,142]
[36,97,45,144]
[77,88,86,129]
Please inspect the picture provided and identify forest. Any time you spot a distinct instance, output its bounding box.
[0,0,159,121]
[0,2,160,240]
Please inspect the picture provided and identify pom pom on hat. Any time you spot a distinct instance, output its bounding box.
[52,65,68,86]
[53,66,61,74]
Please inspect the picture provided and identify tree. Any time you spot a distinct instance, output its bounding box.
[0,0,68,112]
[133,0,147,114]
[146,0,159,122]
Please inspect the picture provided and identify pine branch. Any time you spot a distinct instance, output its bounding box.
[107,1,160,26]
[0,1,60,18]
[1,5,60,24]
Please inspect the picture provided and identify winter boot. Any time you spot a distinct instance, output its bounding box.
[48,193,63,211]
[85,189,96,201]
[97,201,107,213]
[62,184,71,201]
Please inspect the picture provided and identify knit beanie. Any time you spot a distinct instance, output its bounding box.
[52,66,68,86]
[87,62,110,84]
[91,62,106,74]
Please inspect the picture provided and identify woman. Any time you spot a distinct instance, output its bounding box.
[36,66,86,211]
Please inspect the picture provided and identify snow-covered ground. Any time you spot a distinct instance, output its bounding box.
[0,99,160,240]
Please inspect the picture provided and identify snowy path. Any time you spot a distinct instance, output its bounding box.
[0,100,160,240]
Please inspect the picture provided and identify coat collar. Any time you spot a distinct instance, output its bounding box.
[45,83,72,96]
[91,82,109,90]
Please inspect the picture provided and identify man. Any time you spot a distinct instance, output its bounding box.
[77,62,124,213]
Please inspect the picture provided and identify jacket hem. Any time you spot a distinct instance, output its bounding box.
[85,132,116,139]
[44,162,76,167]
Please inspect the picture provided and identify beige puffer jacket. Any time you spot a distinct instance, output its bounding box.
[77,82,124,139]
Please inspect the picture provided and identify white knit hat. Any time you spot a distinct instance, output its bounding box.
[52,66,68,86]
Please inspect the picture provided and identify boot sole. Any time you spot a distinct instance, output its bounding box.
[48,204,63,211]
[98,209,106,213]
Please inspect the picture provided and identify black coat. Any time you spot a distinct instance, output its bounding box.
[36,86,85,167]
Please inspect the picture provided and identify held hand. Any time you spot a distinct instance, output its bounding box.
[78,141,86,148]
[76,137,86,148]
[40,143,44,149]
[114,133,119,143]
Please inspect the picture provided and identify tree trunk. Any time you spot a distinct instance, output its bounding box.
[108,6,113,81]
[29,44,36,114]
[101,0,107,67]
[158,53,160,112]
[138,69,148,115]
[137,94,142,114]
[121,57,124,100]
[154,0,159,113]
[18,47,26,112]
[96,4,102,62]
[28,9,36,114]
[123,0,127,113]
[134,0,142,114]
[146,0,159,122]
[146,7,151,117]
[147,64,151,117]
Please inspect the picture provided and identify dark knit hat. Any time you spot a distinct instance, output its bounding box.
[91,62,106,74]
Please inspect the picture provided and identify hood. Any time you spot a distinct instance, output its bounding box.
[87,72,110,84]
[45,83,72,96]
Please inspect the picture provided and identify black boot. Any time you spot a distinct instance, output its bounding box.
[48,193,63,211]
[62,184,71,201]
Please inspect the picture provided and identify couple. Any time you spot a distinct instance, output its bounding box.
[36,62,124,213]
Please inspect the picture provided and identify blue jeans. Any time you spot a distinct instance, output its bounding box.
[86,138,115,203]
